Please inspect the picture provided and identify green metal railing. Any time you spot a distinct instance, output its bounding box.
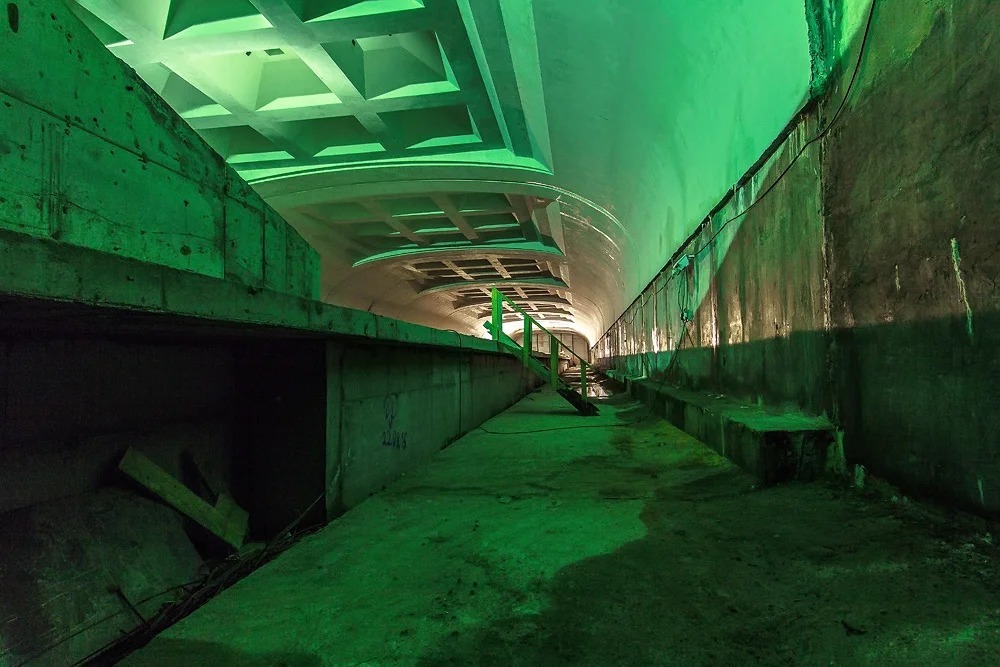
[484,287,590,399]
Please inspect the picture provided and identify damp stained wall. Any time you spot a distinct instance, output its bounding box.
[595,0,1000,515]
[530,0,813,335]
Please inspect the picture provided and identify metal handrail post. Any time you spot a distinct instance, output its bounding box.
[522,313,532,363]
[491,288,502,341]
[492,290,590,368]
[549,334,559,387]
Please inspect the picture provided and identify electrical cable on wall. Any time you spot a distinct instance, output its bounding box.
[690,0,876,258]
[490,0,880,436]
[610,0,878,336]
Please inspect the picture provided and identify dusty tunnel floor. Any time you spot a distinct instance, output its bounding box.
[125,389,1000,666]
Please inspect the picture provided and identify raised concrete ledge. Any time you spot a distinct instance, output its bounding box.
[0,229,497,354]
[629,379,837,484]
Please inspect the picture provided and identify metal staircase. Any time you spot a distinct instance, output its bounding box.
[483,288,598,416]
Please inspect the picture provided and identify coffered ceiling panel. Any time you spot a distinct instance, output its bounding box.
[70,0,815,346]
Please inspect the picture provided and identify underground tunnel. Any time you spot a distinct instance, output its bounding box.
[2,0,1000,664]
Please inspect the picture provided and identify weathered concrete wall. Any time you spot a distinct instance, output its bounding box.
[823,0,1000,511]
[0,2,538,663]
[330,343,535,510]
[596,0,1000,514]
[0,338,236,514]
[594,116,830,415]
[233,336,541,533]
[0,0,318,299]
[0,325,538,666]
[231,339,538,534]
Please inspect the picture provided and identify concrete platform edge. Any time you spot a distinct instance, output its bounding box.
[625,377,838,484]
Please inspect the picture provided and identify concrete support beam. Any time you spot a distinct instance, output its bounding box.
[0,0,320,301]
[361,200,430,247]
[0,230,502,354]
[531,199,563,249]
[487,256,512,279]
[432,194,480,241]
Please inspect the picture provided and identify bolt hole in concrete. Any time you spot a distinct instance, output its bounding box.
[7,2,18,33]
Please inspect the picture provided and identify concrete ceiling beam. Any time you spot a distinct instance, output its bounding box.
[431,194,480,242]
[486,255,512,279]
[247,0,392,143]
[440,260,475,282]
[532,198,563,250]
[360,200,429,247]
[415,276,569,296]
[353,242,564,269]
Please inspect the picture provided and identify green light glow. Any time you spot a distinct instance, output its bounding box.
[532,0,812,311]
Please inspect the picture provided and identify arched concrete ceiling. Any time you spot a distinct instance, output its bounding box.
[69,0,811,345]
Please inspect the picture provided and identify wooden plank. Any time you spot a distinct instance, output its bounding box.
[214,493,250,547]
[118,448,246,549]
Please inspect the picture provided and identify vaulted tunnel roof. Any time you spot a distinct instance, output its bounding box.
[69,0,812,345]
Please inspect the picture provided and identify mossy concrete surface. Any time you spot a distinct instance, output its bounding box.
[122,388,1000,666]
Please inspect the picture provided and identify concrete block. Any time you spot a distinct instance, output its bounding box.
[634,381,835,484]
[721,415,835,485]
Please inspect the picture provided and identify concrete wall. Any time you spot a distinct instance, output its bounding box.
[823,0,1000,512]
[0,0,318,299]
[0,337,237,514]
[596,0,1000,514]
[330,343,535,510]
[594,116,830,415]
[0,326,538,666]
[234,338,538,533]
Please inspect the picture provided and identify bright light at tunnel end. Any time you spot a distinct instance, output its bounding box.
[475,318,596,349]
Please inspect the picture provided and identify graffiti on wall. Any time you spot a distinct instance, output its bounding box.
[382,394,408,451]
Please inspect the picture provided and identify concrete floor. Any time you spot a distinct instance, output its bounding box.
[125,389,1000,666]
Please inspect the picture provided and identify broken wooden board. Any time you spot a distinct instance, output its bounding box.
[118,448,248,550]
[214,492,250,548]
